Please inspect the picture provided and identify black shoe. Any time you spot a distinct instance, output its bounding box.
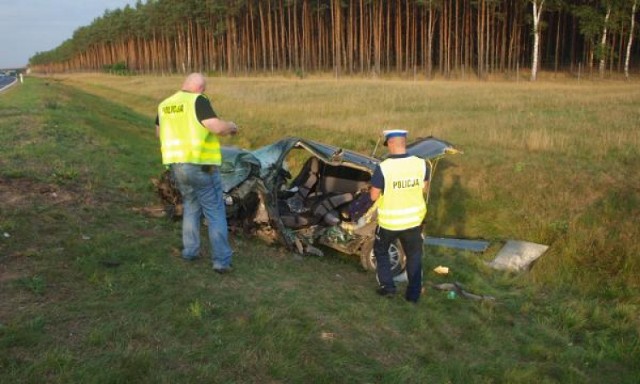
[376,287,396,298]
[405,296,419,304]
[214,266,233,274]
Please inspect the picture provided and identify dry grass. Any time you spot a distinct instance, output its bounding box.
[51,73,640,154]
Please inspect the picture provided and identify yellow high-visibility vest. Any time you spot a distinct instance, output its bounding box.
[158,91,221,165]
[377,156,427,230]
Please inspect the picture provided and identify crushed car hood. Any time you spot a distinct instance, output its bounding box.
[219,147,261,193]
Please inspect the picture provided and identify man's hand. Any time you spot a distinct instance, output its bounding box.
[370,186,381,202]
[202,117,238,136]
[228,122,239,136]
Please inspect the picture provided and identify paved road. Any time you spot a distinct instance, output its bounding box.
[0,76,17,92]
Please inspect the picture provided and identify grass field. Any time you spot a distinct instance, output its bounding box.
[1,74,639,383]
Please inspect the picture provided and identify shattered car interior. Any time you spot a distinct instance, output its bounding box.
[154,137,460,275]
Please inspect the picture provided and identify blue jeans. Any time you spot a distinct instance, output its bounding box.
[170,163,233,269]
[374,225,423,302]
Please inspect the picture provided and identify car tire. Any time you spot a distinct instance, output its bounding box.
[359,239,406,275]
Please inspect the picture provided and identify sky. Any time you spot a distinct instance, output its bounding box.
[0,0,135,69]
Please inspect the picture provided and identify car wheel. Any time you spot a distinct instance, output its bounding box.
[359,239,406,275]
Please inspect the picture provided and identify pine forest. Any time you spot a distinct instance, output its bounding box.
[29,0,640,79]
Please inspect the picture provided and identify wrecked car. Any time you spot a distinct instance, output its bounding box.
[155,136,460,275]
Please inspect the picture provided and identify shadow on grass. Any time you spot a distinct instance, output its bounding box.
[427,159,470,238]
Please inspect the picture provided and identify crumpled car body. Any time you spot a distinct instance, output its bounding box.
[157,136,460,275]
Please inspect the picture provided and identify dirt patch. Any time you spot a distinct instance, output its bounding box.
[0,264,24,283]
[0,258,33,324]
[131,206,166,218]
[0,177,76,208]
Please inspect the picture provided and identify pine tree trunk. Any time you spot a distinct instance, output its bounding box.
[374,0,381,75]
[555,9,561,73]
[268,0,274,72]
[427,2,435,79]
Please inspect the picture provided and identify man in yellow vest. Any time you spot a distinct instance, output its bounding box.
[156,73,238,273]
[370,129,429,303]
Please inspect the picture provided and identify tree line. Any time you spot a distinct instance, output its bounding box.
[29,0,639,80]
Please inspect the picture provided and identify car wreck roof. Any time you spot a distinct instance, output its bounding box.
[295,136,460,166]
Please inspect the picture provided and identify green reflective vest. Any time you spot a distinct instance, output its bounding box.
[158,91,221,165]
[377,156,427,230]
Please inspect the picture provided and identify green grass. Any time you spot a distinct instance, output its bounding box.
[0,75,639,383]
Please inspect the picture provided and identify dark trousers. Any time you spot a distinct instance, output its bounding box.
[374,225,423,302]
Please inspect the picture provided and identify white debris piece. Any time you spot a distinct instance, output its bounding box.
[393,271,408,283]
[487,240,549,272]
